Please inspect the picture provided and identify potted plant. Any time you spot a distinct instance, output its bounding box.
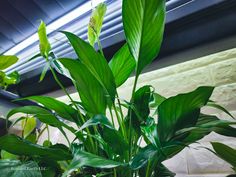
[0,0,235,176]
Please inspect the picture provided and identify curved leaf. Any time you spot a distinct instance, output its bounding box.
[62,31,116,102]
[17,96,80,124]
[78,115,129,155]
[157,86,214,143]
[38,21,51,57]
[88,3,107,46]
[211,142,236,169]
[109,44,136,87]
[63,150,124,177]
[0,134,72,161]
[0,55,18,70]
[59,59,107,114]
[122,0,165,75]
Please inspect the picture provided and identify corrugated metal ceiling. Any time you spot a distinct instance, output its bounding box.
[0,0,86,54]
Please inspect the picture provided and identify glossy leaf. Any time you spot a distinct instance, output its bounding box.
[78,115,129,155]
[122,0,165,75]
[211,142,236,169]
[62,31,116,102]
[1,150,18,160]
[109,44,136,87]
[17,96,80,123]
[129,86,151,128]
[0,159,42,177]
[63,150,124,177]
[149,92,166,108]
[38,21,51,57]
[59,58,107,114]
[0,55,18,70]
[130,145,158,170]
[157,86,214,143]
[0,134,72,161]
[88,3,107,46]
[7,106,77,134]
[154,163,176,177]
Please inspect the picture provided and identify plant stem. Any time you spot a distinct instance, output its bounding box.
[46,125,50,141]
[128,74,139,160]
[145,160,151,177]
[116,92,124,121]
[113,102,126,139]
[108,107,115,127]
[97,37,104,57]
[36,125,47,142]
[114,169,117,177]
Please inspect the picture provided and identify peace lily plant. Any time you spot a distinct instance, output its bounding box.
[0,0,236,176]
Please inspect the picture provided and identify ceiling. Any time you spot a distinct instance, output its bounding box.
[1,0,236,97]
[0,0,86,54]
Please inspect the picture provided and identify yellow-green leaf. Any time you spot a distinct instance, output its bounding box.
[88,3,107,47]
[21,117,37,138]
[38,21,51,57]
[0,55,18,70]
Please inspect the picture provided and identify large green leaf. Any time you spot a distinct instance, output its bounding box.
[38,21,51,57]
[211,142,236,169]
[88,3,107,47]
[109,44,136,87]
[157,86,214,143]
[62,31,116,102]
[7,106,76,133]
[0,134,72,161]
[154,163,176,177]
[0,159,42,177]
[59,58,107,114]
[0,55,18,70]
[63,150,124,177]
[18,96,80,124]
[78,115,129,155]
[122,0,165,75]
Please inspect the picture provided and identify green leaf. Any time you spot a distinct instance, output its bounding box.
[21,117,37,138]
[1,150,18,160]
[157,86,214,143]
[38,21,51,57]
[62,31,116,102]
[206,101,235,119]
[63,150,124,177]
[0,134,72,161]
[59,58,107,114]
[211,142,236,169]
[39,63,50,82]
[88,3,107,47]
[17,96,80,124]
[0,159,42,177]
[0,55,18,70]
[130,145,158,170]
[122,0,166,75]
[78,115,129,155]
[149,92,166,108]
[129,85,151,128]
[109,44,136,87]
[7,106,77,134]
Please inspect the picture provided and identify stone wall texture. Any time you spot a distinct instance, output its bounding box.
[56,48,236,176]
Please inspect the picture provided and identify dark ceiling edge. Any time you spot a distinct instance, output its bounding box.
[5,0,236,98]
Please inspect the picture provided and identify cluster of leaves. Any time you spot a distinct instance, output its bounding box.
[0,0,236,177]
[0,55,20,89]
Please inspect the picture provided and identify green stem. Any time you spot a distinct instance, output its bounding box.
[116,92,124,121]
[114,169,117,177]
[145,160,151,177]
[128,74,139,160]
[109,107,115,127]
[36,125,47,142]
[113,102,126,139]
[97,37,104,57]
[46,125,50,141]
